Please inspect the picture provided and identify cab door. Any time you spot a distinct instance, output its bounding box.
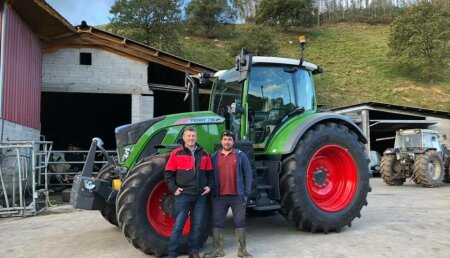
[245,66,297,147]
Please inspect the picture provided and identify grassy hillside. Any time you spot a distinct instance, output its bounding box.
[179,23,450,111]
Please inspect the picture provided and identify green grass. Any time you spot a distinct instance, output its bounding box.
[178,23,450,111]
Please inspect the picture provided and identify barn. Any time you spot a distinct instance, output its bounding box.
[0,0,216,149]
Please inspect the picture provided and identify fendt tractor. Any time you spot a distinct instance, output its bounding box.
[380,129,450,187]
[71,38,371,256]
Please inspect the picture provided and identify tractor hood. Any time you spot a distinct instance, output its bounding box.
[115,111,226,168]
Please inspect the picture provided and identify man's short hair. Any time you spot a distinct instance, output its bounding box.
[221,130,235,141]
[183,126,197,135]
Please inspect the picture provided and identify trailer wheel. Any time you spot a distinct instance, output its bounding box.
[380,154,405,186]
[413,151,444,187]
[98,157,118,226]
[116,154,211,256]
[280,122,370,233]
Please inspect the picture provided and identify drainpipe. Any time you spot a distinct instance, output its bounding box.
[0,1,7,142]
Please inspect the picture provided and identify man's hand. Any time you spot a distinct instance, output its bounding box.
[201,186,210,195]
[174,187,183,196]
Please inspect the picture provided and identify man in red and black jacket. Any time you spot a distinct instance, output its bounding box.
[165,126,214,258]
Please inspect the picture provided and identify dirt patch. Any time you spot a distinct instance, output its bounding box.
[393,82,450,97]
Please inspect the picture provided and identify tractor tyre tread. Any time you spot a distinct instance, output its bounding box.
[279,122,370,233]
[412,151,444,187]
[380,155,405,186]
[98,157,118,226]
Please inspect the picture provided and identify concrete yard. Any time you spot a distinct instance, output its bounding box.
[0,178,449,258]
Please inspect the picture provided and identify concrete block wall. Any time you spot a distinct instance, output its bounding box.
[42,47,154,123]
[1,119,40,142]
[131,94,154,123]
[43,48,148,91]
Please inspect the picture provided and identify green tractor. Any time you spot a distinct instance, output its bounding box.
[71,40,371,256]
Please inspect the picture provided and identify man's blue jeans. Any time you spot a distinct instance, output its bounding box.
[168,193,206,257]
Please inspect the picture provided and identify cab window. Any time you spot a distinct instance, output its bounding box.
[248,66,296,144]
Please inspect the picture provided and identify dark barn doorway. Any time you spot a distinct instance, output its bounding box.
[153,90,210,117]
[148,61,211,117]
[41,92,131,150]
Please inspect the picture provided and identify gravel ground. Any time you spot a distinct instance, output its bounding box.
[0,178,449,258]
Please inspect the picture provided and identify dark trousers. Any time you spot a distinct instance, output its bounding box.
[212,195,246,228]
[168,193,206,256]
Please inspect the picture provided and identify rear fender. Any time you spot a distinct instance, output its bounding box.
[266,112,367,155]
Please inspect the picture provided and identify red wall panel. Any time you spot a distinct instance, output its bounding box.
[2,6,41,129]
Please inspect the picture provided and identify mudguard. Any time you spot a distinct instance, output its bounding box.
[282,112,367,154]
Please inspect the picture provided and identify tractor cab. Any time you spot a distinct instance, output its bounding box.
[210,55,321,149]
[393,129,443,153]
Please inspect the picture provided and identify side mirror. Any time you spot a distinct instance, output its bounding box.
[199,72,212,86]
[235,48,252,83]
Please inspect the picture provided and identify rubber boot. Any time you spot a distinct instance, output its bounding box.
[203,228,225,258]
[235,228,253,258]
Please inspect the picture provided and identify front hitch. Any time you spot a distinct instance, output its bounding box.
[70,138,114,210]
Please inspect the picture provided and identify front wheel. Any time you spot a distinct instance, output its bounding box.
[413,151,444,187]
[98,157,118,226]
[280,122,370,233]
[116,154,211,256]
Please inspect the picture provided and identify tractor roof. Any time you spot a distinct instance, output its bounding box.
[397,129,439,135]
[214,56,320,78]
[252,56,319,71]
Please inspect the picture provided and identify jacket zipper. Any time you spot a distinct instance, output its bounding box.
[192,149,198,194]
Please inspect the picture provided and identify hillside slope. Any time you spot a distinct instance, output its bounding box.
[179,23,450,111]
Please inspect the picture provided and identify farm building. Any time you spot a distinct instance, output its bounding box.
[0,0,215,150]
[1,1,449,153]
[332,102,450,156]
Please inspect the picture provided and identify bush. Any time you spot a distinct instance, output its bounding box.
[228,25,279,56]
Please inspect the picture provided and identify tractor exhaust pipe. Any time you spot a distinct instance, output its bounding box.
[184,73,199,112]
[184,72,212,112]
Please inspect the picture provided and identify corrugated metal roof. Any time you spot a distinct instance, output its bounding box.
[331,102,450,119]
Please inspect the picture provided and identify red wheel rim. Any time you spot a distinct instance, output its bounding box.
[147,181,191,237]
[306,145,357,212]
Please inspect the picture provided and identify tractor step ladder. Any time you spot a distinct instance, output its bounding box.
[0,140,52,217]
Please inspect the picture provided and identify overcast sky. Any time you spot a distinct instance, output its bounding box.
[47,0,115,26]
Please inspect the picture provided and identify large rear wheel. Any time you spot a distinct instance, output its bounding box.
[116,154,211,256]
[380,154,406,186]
[280,122,370,233]
[413,151,444,187]
[98,157,118,226]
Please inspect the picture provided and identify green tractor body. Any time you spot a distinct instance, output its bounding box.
[71,48,371,256]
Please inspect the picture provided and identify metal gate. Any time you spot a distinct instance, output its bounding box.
[0,141,52,217]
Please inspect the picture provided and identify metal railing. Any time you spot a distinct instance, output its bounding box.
[43,150,116,187]
[0,140,52,217]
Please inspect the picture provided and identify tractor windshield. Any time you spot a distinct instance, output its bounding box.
[248,65,315,144]
[395,134,422,148]
[210,69,243,128]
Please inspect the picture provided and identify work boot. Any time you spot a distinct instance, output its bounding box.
[189,252,201,258]
[203,228,225,258]
[235,228,253,258]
